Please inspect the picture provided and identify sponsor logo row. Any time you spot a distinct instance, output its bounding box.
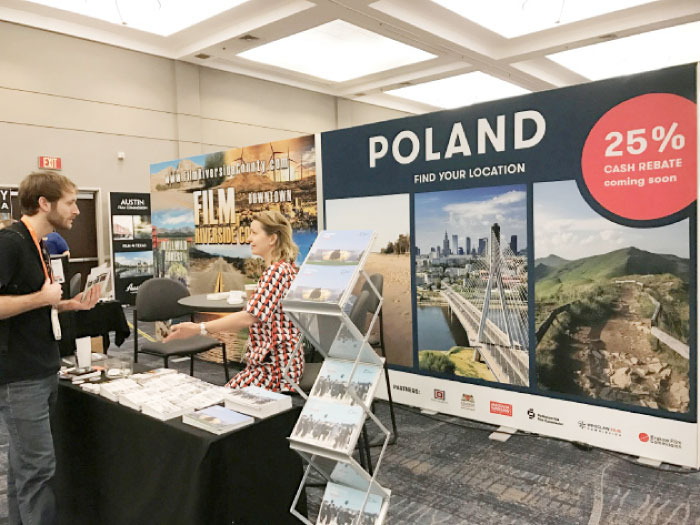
[391,384,682,449]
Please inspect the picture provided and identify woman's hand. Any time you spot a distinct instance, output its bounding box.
[163,322,199,342]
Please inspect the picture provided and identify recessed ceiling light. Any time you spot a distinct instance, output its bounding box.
[237,20,436,82]
[194,53,210,59]
[427,0,658,38]
[22,0,251,37]
[386,72,529,109]
[548,20,700,80]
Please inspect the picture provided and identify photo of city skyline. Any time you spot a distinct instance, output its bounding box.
[414,185,529,386]
[414,186,527,258]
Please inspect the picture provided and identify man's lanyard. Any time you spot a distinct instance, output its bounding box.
[19,217,61,340]
[20,217,51,282]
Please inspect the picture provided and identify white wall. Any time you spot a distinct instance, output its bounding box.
[0,21,409,254]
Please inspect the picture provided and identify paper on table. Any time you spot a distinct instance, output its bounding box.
[75,336,92,369]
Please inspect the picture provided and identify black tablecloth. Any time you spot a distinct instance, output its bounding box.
[54,383,306,525]
[58,300,130,356]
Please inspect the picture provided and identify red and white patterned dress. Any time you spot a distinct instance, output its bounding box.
[227,260,303,392]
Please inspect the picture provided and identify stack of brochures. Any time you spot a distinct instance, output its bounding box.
[224,385,292,418]
[141,399,190,421]
[98,372,228,417]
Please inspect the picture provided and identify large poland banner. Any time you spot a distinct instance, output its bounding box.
[320,63,698,467]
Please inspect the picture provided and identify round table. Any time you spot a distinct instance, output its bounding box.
[177,294,246,313]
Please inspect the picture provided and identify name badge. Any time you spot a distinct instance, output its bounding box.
[51,307,62,341]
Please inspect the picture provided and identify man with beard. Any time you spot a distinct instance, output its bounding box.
[0,171,101,524]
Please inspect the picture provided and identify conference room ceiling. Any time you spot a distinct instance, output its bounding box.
[2,0,699,114]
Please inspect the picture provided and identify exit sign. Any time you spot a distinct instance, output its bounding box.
[38,156,62,170]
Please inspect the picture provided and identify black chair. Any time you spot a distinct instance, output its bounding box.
[349,274,399,447]
[133,278,229,381]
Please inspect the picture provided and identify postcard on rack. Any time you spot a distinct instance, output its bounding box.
[289,398,364,457]
[305,230,374,266]
[285,264,357,304]
[317,482,386,525]
[330,462,374,492]
[310,358,382,406]
[327,334,384,367]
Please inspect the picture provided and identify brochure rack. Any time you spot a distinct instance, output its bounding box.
[281,230,391,525]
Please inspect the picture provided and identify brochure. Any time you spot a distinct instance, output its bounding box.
[289,398,364,457]
[81,263,111,301]
[182,405,254,435]
[99,378,140,402]
[118,388,156,411]
[130,368,178,385]
[141,399,190,420]
[178,387,228,411]
[285,264,357,305]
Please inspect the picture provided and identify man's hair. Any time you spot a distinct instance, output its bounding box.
[18,171,77,215]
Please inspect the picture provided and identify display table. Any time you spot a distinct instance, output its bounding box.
[177,294,246,313]
[54,381,306,524]
[58,300,131,356]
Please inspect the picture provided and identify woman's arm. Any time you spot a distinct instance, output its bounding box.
[204,310,258,333]
[163,310,258,342]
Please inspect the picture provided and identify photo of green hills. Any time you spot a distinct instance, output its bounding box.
[534,181,690,413]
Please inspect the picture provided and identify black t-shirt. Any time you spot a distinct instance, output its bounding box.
[0,221,60,383]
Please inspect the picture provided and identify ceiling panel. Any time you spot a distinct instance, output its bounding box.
[1,0,698,113]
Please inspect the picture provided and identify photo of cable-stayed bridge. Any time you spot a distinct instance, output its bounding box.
[415,185,529,386]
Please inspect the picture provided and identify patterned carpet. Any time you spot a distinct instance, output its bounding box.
[1,321,699,524]
[357,404,700,524]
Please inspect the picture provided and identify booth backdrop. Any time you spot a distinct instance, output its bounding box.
[149,135,318,294]
[320,64,698,467]
[109,192,153,304]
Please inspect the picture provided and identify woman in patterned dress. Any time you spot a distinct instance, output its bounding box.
[164,210,304,392]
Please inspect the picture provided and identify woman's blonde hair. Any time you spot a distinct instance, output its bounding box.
[253,210,298,263]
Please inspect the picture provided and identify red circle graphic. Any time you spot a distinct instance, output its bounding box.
[581,93,696,221]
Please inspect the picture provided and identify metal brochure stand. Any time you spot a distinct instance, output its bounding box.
[281,230,391,525]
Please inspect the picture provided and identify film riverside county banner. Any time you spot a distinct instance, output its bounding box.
[109,192,153,305]
[149,135,318,295]
[320,64,697,466]
[0,187,12,227]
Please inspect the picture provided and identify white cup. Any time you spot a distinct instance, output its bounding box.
[228,290,245,303]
